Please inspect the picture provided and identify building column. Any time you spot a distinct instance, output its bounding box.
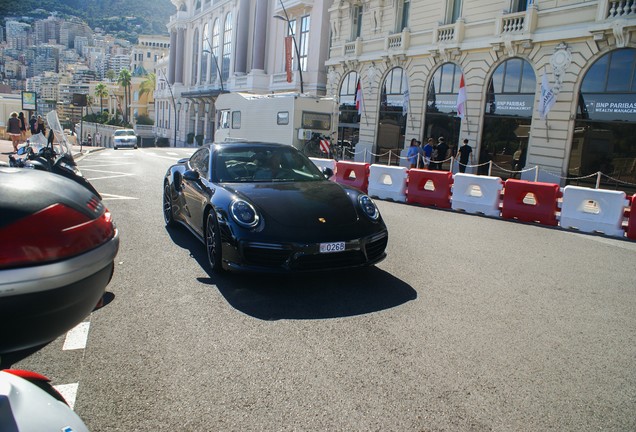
[235,0,250,74]
[252,0,267,71]
[175,27,185,84]
[169,30,177,84]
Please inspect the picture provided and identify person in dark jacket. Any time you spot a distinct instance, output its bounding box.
[18,112,27,143]
[7,112,21,152]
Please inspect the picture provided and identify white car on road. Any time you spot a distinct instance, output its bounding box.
[113,129,138,150]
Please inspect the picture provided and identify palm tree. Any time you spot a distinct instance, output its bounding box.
[95,83,108,115]
[117,69,132,125]
[139,72,156,99]
[105,69,116,82]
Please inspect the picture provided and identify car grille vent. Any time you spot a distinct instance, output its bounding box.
[365,235,388,260]
[243,247,291,267]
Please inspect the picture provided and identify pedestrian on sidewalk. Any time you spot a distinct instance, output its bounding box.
[7,112,21,152]
[29,115,37,135]
[36,115,46,136]
[87,133,92,146]
[94,131,101,147]
[18,112,27,143]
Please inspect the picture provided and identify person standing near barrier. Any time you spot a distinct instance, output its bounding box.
[95,131,101,147]
[87,133,92,147]
[422,138,434,169]
[457,138,474,173]
[407,138,421,169]
[432,137,449,171]
[36,115,46,136]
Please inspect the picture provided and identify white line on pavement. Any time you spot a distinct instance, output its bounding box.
[53,383,79,409]
[100,193,139,200]
[62,322,90,350]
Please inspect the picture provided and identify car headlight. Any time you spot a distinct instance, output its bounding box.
[230,199,260,228]
[358,194,379,220]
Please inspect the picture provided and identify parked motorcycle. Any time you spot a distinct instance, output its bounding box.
[0,125,119,429]
[8,111,100,198]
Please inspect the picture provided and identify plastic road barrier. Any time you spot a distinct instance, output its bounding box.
[451,173,503,217]
[335,161,370,193]
[560,186,629,237]
[627,195,636,240]
[406,169,453,208]
[501,179,561,226]
[367,164,408,202]
[309,157,337,181]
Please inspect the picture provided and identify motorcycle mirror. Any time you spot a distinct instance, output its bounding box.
[17,147,26,155]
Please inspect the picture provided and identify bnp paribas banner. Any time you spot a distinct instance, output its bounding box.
[427,94,536,117]
[580,94,636,122]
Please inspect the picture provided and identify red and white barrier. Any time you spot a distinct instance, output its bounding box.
[501,179,561,226]
[367,164,408,202]
[335,161,370,193]
[406,170,453,208]
[560,186,629,237]
[451,173,503,217]
[626,195,636,240]
[309,157,337,181]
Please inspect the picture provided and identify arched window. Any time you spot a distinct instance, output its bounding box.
[212,18,220,84]
[424,62,463,165]
[571,48,636,191]
[222,13,232,81]
[201,23,209,83]
[481,58,535,177]
[376,67,407,163]
[192,29,199,84]
[338,71,360,152]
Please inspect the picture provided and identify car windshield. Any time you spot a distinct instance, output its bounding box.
[114,130,135,137]
[214,145,326,183]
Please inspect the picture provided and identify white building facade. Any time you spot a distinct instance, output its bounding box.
[155,0,332,146]
[326,0,636,189]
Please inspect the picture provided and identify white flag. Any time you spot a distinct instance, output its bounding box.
[354,79,362,115]
[402,81,410,116]
[539,70,556,119]
[456,74,466,119]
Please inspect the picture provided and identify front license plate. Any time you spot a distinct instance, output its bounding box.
[319,242,346,253]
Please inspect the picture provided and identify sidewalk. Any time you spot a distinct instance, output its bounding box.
[0,138,104,165]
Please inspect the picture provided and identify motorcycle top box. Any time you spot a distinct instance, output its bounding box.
[0,167,119,355]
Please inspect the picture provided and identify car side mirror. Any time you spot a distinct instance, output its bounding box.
[183,170,200,182]
[322,167,334,179]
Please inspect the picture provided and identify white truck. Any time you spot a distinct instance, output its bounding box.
[214,92,337,150]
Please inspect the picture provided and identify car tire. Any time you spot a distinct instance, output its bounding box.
[114,146,118,150]
[163,182,176,227]
[205,212,223,273]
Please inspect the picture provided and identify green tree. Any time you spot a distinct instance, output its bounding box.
[105,69,116,82]
[95,83,108,114]
[117,69,132,125]
[139,72,156,99]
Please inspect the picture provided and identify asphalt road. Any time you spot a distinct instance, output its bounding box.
[13,147,636,431]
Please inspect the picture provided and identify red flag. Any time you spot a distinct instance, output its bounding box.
[285,36,293,83]
[354,79,362,115]
[456,74,466,119]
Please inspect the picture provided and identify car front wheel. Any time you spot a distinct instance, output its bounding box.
[205,212,223,272]
[163,182,176,227]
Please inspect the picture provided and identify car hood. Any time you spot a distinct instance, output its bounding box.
[225,181,360,229]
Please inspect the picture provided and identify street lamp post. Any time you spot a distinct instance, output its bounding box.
[159,70,178,147]
[274,1,304,94]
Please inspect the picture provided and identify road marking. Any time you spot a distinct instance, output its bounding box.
[166,152,179,156]
[81,167,135,181]
[145,152,190,161]
[54,383,79,409]
[63,322,90,350]
[100,193,139,200]
[80,162,136,168]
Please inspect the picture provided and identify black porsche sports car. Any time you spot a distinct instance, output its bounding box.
[163,142,388,273]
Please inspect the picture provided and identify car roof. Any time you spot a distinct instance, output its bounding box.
[211,141,290,150]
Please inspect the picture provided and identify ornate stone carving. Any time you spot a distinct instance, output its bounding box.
[550,42,572,93]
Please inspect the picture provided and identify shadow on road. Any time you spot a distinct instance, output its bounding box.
[166,225,417,320]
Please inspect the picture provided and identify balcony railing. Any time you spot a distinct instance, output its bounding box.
[501,13,525,33]
[606,0,636,18]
